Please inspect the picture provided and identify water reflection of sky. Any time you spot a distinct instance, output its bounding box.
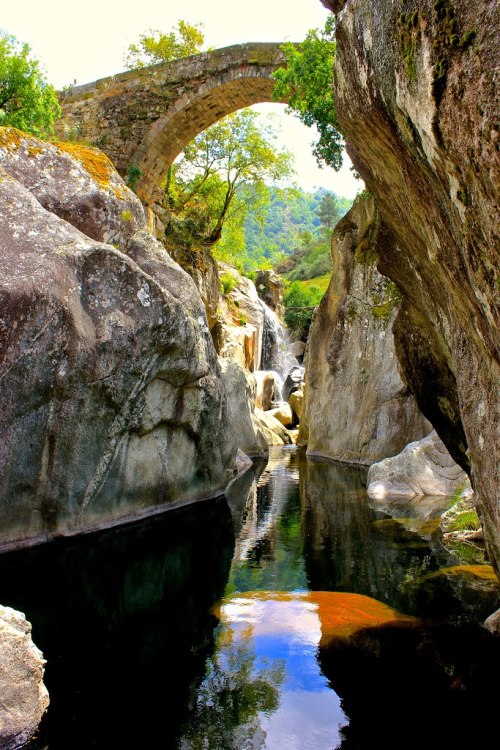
[186,594,347,750]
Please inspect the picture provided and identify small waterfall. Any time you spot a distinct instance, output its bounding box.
[261,302,300,377]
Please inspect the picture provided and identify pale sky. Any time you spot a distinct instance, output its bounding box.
[2,0,362,197]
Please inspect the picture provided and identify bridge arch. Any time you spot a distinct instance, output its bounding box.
[58,43,289,208]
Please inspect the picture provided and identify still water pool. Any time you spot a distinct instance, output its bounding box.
[0,446,499,749]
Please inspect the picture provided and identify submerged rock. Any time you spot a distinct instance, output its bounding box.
[0,127,236,549]
[0,605,49,749]
[367,431,471,499]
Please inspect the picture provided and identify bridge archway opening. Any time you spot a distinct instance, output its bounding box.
[135,74,282,207]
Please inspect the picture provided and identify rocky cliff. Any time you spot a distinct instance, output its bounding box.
[301,194,430,463]
[0,127,236,550]
[323,0,499,572]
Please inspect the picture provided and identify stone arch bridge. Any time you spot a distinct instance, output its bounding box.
[58,42,288,215]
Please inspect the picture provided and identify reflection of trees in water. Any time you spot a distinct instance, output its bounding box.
[227,450,307,593]
[178,622,285,750]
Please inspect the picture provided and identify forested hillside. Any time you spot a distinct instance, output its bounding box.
[215,185,352,274]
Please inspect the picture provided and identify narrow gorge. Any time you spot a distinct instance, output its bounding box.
[0,0,498,747]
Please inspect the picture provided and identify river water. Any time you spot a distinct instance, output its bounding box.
[0,446,499,749]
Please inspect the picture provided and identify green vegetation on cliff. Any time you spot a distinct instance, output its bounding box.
[216,186,351,276]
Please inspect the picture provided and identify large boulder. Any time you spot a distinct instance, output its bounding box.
[220,361,269,457]
[300,195,430,463]
[327,0,499,572]
[0,605,49,749]
[367,432,471,499]
[0,128,236,549]
[0,128,144,247]
[254,409,293,445]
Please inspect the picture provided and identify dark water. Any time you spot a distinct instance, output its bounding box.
[0,447,499,749]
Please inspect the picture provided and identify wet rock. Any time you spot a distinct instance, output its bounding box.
[0,605,49,749]
[300,196,430,462]
[331,0,499,572]
[367,432,470,499]
[255,269,285,317]
[288,389,303,422]
[254,372,279,411]
[267,402,294,428]
[0,131,236,548]
[416,565,500,625]
[282,366,304,402]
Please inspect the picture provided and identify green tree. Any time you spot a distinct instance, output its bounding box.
[0,34,60,137]
[165,109,294,247]
[317,192,340,231]
[273,15,344,170]
[124,20,205,69]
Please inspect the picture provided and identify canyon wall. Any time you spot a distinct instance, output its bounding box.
[323,0,499,569]
[301,195,430,463]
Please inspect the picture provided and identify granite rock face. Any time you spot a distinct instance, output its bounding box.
[0,605,49,749]
[327,0,499,573]
[255,269,285,317]
[300,195,430,464]
[220,361,269,457]
[0,127,236,549]
[367,431,471,498]
[214,263,266,372]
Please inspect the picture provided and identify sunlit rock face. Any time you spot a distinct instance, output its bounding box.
[0,605,49,749]
[301,195,430,464]
[367,431,470,499]
[0,127,236,549]
[326,0,499,573]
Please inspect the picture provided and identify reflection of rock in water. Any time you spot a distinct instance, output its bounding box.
[231,449,299,563]
[299,454,489,622]
[0,498,234,750]
[318,615,500,750]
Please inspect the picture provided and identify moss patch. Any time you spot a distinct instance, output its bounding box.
[431,0,477,106]
[397,10,420,83]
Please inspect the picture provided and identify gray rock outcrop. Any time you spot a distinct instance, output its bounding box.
[220,361,269,457]
[214,263,266,372]
[0,127,236,549]
[300,195,430,464]
[367,432,471,498]
[325,0,499,574]
[0,605,49,749]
